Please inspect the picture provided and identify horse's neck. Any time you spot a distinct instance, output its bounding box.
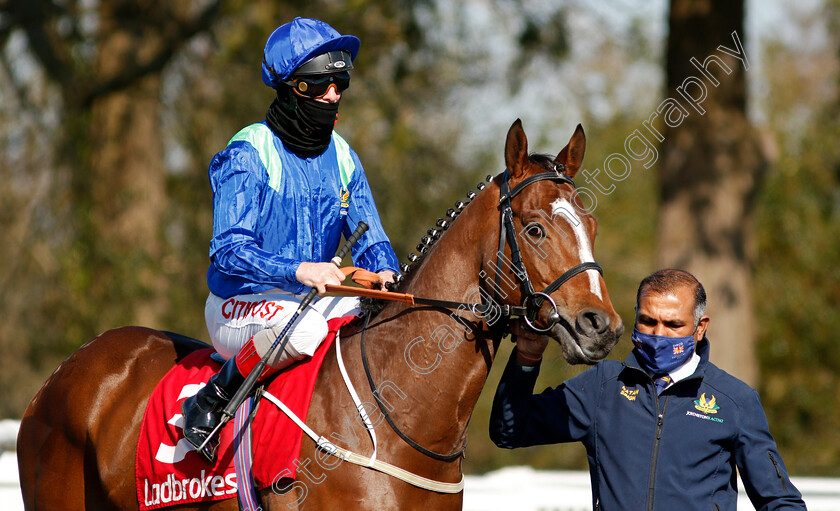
[362,197,501,455]
[402,188,498,307]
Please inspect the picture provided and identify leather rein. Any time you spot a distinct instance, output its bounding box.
[358,167,603,462]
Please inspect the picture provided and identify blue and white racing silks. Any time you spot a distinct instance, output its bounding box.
[207,121,399,298]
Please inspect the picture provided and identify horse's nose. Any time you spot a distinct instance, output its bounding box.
[577,308,611,336]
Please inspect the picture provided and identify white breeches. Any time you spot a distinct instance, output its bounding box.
[205,291,361,369]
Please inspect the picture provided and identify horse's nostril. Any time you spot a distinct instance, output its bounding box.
[578,309,610,335]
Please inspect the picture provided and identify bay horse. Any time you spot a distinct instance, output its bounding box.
[18,119,623,510]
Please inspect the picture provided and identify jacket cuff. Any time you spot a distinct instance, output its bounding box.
[355,241,400,273]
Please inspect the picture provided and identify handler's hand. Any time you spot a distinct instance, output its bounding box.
[296,262,346,294]
[511,321,550,366]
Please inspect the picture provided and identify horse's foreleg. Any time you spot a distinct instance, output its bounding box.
[259,480,305,510]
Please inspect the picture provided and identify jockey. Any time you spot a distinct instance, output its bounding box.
[181,17,399,463]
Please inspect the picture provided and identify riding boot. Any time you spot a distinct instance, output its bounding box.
[181,356,245,463]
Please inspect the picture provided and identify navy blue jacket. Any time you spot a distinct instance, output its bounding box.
[490,339,806,511]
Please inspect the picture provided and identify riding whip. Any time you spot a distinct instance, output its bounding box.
[198,221,369,452]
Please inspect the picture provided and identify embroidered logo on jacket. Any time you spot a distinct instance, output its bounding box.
[339,187,350,216]
[620,385,639,401]
[694,393,720,414]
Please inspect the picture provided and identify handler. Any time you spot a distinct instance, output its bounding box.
[182,17,399,463]
[490,269,806,510]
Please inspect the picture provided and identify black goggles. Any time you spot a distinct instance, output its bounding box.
[286,72,351,98]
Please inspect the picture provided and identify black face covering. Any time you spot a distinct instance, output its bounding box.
[266,85,340,158]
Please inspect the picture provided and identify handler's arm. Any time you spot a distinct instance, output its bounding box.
[489,349,597,449]
[735,390,806,510]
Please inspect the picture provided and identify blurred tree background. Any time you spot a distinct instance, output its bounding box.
[1,0,838,478]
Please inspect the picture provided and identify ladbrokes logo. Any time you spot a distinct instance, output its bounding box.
[140,383,239,508]
[142,471,237,507]
[694,393,720,414]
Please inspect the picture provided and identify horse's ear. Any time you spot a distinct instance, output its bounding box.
[505,119,530,178]
[555,124,586,178]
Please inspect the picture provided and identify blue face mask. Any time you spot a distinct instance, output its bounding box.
[631,328,695,374]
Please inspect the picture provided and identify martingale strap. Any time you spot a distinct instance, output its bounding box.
[260,389,464,493]
[258,327,466,495]
[359,314,467,462]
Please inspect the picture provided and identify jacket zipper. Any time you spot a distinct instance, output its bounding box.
[768,451,788,492]
[647,395,669,511]
[714,504,721,511]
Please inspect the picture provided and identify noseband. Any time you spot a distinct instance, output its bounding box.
[493,166,603,333]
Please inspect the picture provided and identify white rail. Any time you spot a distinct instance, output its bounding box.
[463,465,840,511]
[3,421,838,510]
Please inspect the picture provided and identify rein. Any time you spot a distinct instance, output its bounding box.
[324,285,524,317]
[350,167,605,464]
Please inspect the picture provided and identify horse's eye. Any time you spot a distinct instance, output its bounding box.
[525,223,546,238]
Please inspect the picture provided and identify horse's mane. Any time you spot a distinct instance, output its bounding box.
[358,296,385,315]
[358,175,494,317]
[361,153,558,317]
[529,152,556,167]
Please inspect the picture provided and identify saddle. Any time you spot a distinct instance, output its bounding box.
[135,315,358,510]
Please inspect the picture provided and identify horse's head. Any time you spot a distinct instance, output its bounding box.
[486,119,623,364]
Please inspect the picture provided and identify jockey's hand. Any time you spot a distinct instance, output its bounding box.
[511,321,550,366]
[377,270,396,287]
[296,262,346,294]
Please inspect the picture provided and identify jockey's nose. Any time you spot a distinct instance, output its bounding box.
[318,84,342,103]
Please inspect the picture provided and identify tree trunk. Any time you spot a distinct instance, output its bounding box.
[660,0,766,385]
[85,7,168,329]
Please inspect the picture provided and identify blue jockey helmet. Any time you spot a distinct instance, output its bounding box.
[261,17,360,87]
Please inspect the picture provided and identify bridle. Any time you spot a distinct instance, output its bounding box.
[358,165,604,462]
[493,166,603,332]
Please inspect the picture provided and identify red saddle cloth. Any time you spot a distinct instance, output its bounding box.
[135,315,357,510]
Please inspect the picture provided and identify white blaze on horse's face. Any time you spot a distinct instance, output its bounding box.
[550,198,603,300]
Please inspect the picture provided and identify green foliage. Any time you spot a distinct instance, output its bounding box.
[746,2,840,475]
[754,114,840,476]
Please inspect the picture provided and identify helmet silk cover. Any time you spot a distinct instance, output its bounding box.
[262,17,360,87]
